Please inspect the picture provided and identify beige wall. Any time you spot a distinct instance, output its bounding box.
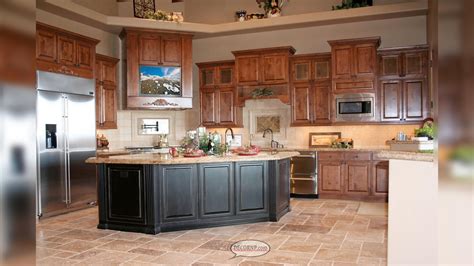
[71,0,118,16]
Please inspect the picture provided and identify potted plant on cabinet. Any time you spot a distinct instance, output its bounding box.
[256,0,289,18]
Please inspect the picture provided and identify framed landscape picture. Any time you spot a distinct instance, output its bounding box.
[139,65,182,96]
[309,132,341,148]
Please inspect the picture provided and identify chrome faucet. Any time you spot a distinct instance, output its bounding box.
[262,128,279,149]
[224,128,234,141]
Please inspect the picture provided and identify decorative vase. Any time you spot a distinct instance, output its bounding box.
[267,8,281,18]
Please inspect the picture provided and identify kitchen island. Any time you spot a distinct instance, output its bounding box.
[86,152,298,234]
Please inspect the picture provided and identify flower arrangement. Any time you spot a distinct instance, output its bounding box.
[143,10,183,23]
[332,0,372,10]
[256,0,289,17]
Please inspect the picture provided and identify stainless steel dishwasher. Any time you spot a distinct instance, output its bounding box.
[290,150,318,197]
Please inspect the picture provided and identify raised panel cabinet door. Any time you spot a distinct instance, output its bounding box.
[291,84,311,125]
[379,54,402,78]
[101,85,118,129]
[346,161,370,195]
[236,162,268,214]
[106,165,146,224]
[160,165,198,222]
[403,79,426,121]
[319,161,344,194]
[198,163,234,218]
[139,34,161,65]
[380,80,403,121]
[161,36,181,66]
[236,55,260,85]
[75,40,94,70]
[403,51,426,78]
[57,34,76,66]
[36,29,57,62]
[261,54,288,84]
[353,44,376,78]
[200,89,217,126]
[372,161,389,197]
[313,84,331,124]
[100,60,118,86]
[291,60,311,82]
[332,46,353,79]
[217,65,234,86]
[218,89,235,125]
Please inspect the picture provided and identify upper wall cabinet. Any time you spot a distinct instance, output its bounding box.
[121,29,193,109]
[378,46,430,122]
[328,37,380,93]
[36,23,99,79]
[96,54,119,129]
[290,53,332,126]
[378,46,428,80]
[197,60,242,128]
[232,47,296,86]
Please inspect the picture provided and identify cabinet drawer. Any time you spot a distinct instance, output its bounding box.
[345,152,372,161]
[318,152,344,161]
[334,80,374,92]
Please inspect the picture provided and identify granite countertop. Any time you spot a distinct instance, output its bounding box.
[96,149,131,157]
[86,151,300,165]
[260,147,435,162]
[374,150,435,162]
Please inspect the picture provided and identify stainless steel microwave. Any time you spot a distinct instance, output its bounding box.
[335,93,375,122]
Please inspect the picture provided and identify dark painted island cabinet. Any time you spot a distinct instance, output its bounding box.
[97,159,290,234]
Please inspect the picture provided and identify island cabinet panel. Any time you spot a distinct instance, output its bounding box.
[198,163,235,218]
[235,162,268,214]
[159,165,198,222]
[274,159,290,218]
[104,165,147,225]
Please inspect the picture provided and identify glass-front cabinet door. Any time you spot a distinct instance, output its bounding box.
[314,59,330,81]
[292,60,311,82]
[200,67,216,88]
[217,66,234,86]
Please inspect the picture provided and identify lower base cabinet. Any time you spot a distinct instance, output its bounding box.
[97,159,290,234]
[318,152,388,201]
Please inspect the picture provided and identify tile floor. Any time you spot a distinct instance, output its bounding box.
[36,198,388,265]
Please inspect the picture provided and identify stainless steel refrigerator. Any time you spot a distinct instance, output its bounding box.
[36,71,97,217]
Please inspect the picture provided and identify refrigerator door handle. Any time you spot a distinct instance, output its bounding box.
[64,95,71,205]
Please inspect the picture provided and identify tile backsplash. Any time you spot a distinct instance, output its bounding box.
[98,99,420,150]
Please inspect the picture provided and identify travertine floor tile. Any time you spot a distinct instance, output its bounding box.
[36,199,388,265]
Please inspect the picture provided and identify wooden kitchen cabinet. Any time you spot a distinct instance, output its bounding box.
[378,46,429,123]
[233,46,295,86]
[197,61,242,127]
[318,151,387,201]
[96,54,119,129]
[138,33,181,66]
[372,161,389,197]
[319,161,345,194]
[36,23,99,79]
[290,54,331,126]
[328,37,380,93]
[122,29,193,109]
